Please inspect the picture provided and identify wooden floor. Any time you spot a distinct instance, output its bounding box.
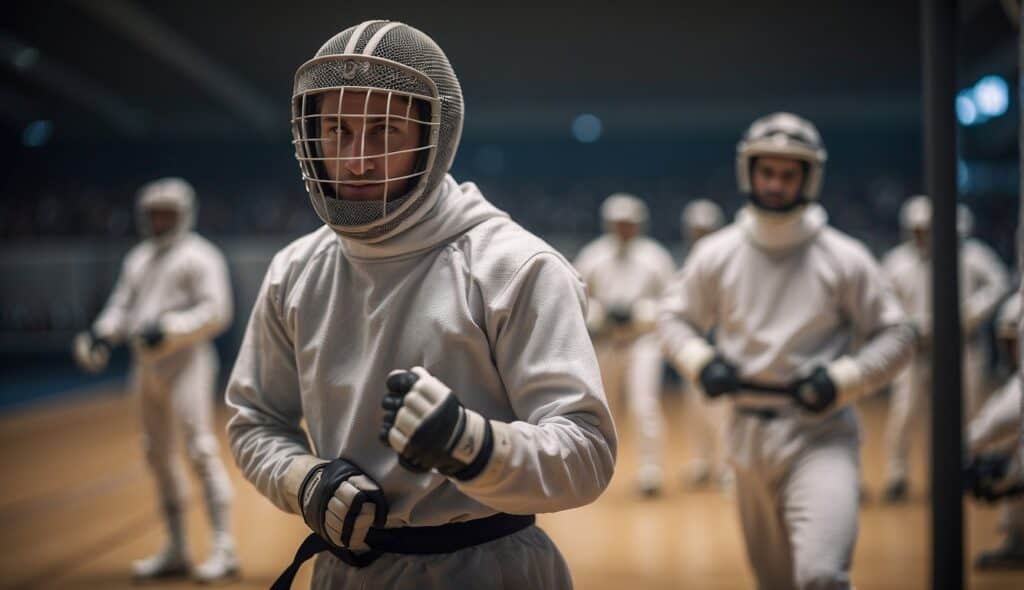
[0,384,1021,590]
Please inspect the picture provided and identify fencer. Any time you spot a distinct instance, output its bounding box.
[966,291,1024,568]
[224,20,616,590]
[659,112,914,590]
[881,196,1010,501]
[678,199,731,488]
[574,194,675,495]
[72,177,237,582]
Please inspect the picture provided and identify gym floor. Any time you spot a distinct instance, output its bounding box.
[0,385,1020,590]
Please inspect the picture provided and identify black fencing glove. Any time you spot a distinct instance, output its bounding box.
[138,323,165,349]
[606,305,633,327]
[380,367,493,481]
[791,366,837,413]
[964,453,1024,502]
[698,356,741,398]
[299,458,388,551]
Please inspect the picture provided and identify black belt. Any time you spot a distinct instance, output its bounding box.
[271,513,536,589]
[737,407,782,420]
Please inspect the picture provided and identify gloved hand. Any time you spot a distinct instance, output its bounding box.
[790,366,837,413]
[72,331,111,374]
[606,305,633,327]
[965,453,1024,502]
[137,323,165,349]
[380,367,494,481]
[698,356,741,398]
[298,458,387,551]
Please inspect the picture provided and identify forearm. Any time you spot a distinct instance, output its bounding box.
[227,405,319,514]
[829,324,916,407]
[454,413,615,514]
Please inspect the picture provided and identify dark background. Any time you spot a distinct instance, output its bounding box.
[0,0,1018,405]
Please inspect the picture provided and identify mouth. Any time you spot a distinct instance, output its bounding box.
[337,182,384,199]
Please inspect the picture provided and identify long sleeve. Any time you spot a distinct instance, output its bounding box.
[92,255,137,343]
[225,268,318,515]
[454,252,617,514]
[829,248,915,406]
[657,248,717,381]
[967,376,1022,453]
[962,240,1010,334]
[159,245,233,353]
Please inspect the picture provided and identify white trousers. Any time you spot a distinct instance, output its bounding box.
[729,407,860,590]
[596,333,665,473]
[884,341,987,484]
[134,344,234,547]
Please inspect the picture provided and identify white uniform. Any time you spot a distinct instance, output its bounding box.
[659,204,913,589]
[89,184,235,575]
[882,236,1010,487]
[574,232,675,491]
[968,291,1024,562]
[227,177,616,588]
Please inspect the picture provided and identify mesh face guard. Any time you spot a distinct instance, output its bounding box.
[736,112,828,201]
[135,177,196,246]
[291,21,464,241]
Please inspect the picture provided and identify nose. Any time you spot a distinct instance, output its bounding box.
[342,134,375,177]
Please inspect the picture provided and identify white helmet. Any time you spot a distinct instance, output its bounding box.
[681,199,724,234]
[601,193,648,226]
[135,177,196,247]
[292,20,463,242]
[899,195,932,231]
[957,204,974,238]
[736,112,828,202]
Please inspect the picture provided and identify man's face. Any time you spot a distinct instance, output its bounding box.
[315,89,425,201]
[750,156,806,210]
[912,227,930,252]
[148,208,178,237]
[611,220,639,242]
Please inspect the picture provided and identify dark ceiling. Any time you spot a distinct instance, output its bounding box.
[0,0,1016,144]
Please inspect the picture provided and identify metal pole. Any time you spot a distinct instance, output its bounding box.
[922,0,962,589]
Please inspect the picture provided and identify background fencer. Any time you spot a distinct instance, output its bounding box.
[71,177,237,582]
[881,195,1010,501]
[677,199,731,489]
[574,194,676,495]
[659,112,914,590]
[225,20,616,590]
[966,291,1024,569]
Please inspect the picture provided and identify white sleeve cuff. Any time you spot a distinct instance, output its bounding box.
[585,300,606,334]
[282,454,328,515]
[675,338,716,382]
[455,419,514,488]
[632,299,659,330]
[827,356,866,407]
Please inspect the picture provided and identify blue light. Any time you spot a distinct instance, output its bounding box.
[972,75,1009,118]
[955,93,978,126]
[571,114,602,143]
[22,120,53,147]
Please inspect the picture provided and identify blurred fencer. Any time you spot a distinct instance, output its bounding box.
[966,291,1024,569]
[72,178,237,582]
[225,20,615,589]
[881,196,1010,501]
[574,194,675,495]
[659,112,914,589]
[677,199,730,488]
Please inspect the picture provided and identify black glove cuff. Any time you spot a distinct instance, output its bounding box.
[300,459,364,548]
[449,419,494,481]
